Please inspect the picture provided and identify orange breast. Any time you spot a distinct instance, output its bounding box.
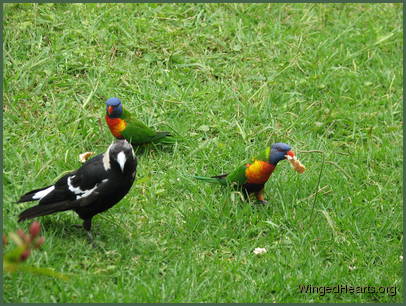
[105,116,126,138]
[245,160,275,184]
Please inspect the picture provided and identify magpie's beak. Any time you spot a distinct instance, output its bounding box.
[107,106,114,115]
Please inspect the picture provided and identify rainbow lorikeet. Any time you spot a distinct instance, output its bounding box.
[105,97,175,146]
[194,143,305,204]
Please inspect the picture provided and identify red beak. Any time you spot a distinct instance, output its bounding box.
[287,150,295,158]
[107,106,113,115]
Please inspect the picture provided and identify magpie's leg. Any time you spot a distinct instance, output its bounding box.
[86,230,94,242]
[82,218,96,247]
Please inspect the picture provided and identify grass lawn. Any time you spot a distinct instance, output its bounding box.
[3,3,403,303]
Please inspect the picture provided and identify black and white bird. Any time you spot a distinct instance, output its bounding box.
[16,139,137,242]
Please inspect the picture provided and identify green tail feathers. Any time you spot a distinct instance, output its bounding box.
[193,175,227,185]
[151,132,177,144]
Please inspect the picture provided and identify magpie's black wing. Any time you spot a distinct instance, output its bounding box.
[17,179,110,221]
[18,153,112,221]
[40,154,107,204]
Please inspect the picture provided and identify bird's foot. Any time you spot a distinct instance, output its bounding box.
[80,219,99,247]
[256,199,268,205]
[86,231,99,249]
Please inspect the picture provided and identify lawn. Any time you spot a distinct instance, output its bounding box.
[3,3,403,303]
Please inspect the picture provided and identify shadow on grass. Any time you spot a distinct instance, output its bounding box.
[39,216,143,253]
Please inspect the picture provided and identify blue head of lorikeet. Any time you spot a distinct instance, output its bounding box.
[106,97,123,118]
[269,142,294,165]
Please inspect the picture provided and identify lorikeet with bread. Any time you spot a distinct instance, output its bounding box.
[105,97,175,146]
[194,143,305,204]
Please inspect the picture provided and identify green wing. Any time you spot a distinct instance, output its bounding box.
[225,163,248,186]
[120,108,174,145]
[121,108,159,145]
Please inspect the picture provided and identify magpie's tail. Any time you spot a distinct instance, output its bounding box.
[18,201,72,222]
[17,185,54,203]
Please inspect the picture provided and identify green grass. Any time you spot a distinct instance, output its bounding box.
[3,3,402,303]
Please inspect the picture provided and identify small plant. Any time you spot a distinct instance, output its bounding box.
[3,221,67,279]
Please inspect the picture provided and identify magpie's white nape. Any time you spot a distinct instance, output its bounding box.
[16,139,137,244]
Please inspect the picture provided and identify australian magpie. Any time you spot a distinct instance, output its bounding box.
[16,139,137,242]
